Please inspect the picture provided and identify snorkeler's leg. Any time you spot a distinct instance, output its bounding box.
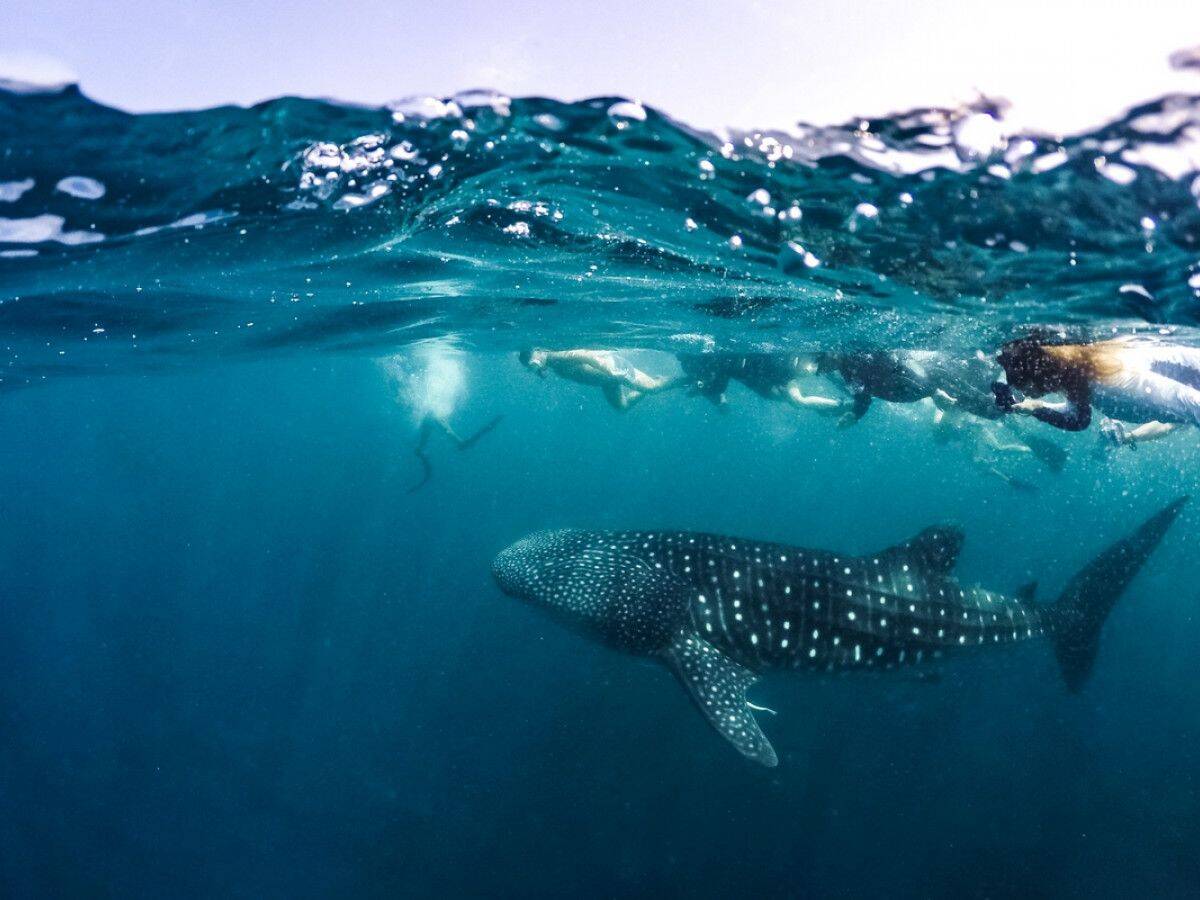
[457,415,505,450]
[1125,421,1178,444]
[626,368,674,393]
[601,382,629,411]
[408,418,436,493]
[851,390,873,418]
[973,455,1039,494]
[784,381,846,414]
[979,423,1033,454]
[929,399,969,442]
[433,416,464,444]
[978,417,1065,473]
[619,386,645,408]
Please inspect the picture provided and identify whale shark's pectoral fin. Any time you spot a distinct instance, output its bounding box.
[663,632,778,768]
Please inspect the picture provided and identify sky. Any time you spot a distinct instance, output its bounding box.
[3,0,1198,134]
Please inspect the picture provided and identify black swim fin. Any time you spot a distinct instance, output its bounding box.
[1024,434,1068,474]
[457,414,504,450]
[406,447,434,494]
[1047,496,1187,691]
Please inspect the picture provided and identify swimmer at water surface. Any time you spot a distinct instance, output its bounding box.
[519,348,677,410]
[994,336,1200,447]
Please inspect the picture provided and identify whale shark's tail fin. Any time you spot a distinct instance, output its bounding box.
[1047,496,1187,691]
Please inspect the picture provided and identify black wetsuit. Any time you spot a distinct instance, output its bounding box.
[824,350,1009,422]
[678,354,805,404]
[824,351,933,420]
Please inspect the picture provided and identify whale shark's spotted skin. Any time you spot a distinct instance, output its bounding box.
[493,500,1185,767]
[664,530,1043,671]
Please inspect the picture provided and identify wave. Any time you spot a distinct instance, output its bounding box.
[1,84,1199,383]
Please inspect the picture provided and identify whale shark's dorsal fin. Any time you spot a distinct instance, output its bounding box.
[663,632,778,768]
[875,525,965,576]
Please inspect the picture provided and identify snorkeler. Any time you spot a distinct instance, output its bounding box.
[519,348,676,410]
[993,335,1200,446]
[813,350,942,423]
[378,341,504,493]
[925,398,1060,492]
[678,353,846,413]
[917,349,1068,473]
[811,347,1068,479]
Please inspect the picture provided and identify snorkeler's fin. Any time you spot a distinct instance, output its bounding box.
[458,415,504,450]
[1023,434,1068,474]
[663,632,778,767]
[407,448,433,494]
[1007,477,1039,495]
[600,383,627,411]
[1047,496,1187,691]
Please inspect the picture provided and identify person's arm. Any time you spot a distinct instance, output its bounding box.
[1127,421,1177,443]
[1015,383,1092,431]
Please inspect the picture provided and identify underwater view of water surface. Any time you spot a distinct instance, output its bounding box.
[2,81,1200,897]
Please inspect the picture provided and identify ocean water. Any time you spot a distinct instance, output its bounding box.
[1,83,1199,898]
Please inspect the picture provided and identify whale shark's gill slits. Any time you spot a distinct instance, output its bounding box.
[712,577,731,644]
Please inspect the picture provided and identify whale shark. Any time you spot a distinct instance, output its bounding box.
[493,497,1186,766]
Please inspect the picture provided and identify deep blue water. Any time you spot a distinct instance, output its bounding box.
[1,84,1199,898]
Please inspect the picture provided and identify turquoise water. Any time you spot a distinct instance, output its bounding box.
[1,84,1199,897]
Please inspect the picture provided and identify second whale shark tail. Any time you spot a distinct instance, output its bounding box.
[1046,495,1188,692]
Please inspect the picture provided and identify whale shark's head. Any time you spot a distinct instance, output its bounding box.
[493,529,683,653]
[492,529,577,600]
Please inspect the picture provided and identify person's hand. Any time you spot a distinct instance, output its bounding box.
[1099,419,1136,450]
[992,381,1017,412]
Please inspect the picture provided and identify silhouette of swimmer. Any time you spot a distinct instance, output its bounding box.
[378,341,504,494]
[678,353,844,413]
[994,335,1200,448]
[408,414,504,494]
[519,348,676,411]
[813,350,939,423]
